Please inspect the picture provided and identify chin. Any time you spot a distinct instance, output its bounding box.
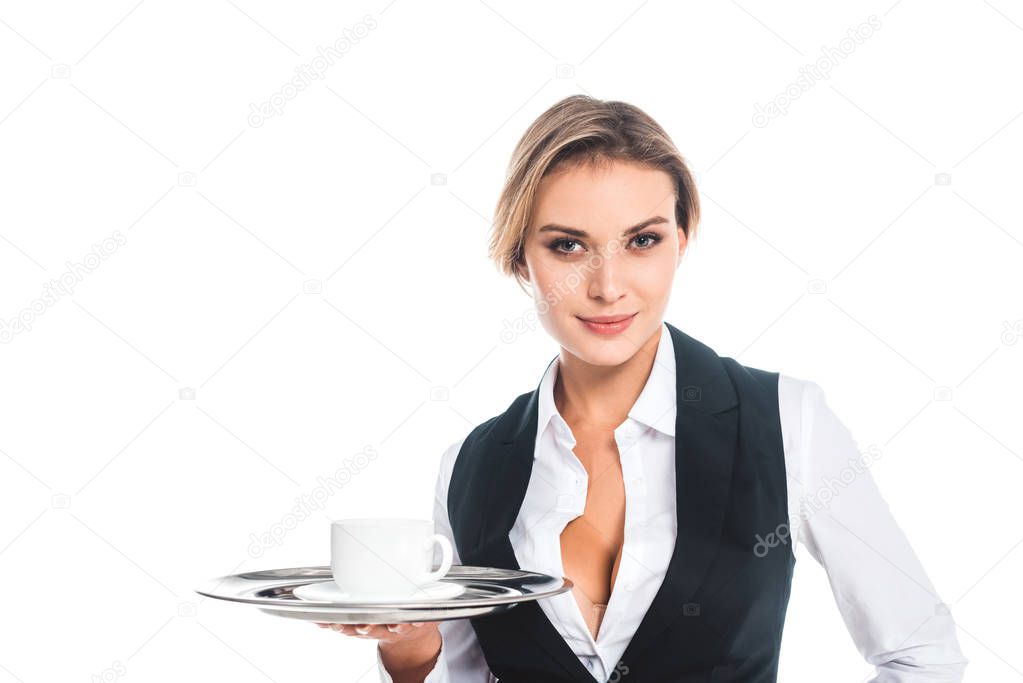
[563,331,645,367]
[577,347,637,367]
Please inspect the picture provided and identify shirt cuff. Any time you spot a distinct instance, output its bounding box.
[375,637,447,683]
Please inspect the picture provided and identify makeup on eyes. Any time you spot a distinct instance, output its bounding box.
[546,231,664,255]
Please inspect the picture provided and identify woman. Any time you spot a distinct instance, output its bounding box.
[319,95,968,682]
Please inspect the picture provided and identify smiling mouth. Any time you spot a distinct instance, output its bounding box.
[577,313,637,324]
[575,313,638,335]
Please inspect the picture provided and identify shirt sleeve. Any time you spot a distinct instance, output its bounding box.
[783,376,968,681]
[376,438,496,683]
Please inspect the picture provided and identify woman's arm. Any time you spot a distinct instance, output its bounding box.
[376,438,495,683]
[784,376,968,681]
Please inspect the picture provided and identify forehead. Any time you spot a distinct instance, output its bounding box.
[531,160,675,233]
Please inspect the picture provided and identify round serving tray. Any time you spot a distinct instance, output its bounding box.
[195,564,573,624]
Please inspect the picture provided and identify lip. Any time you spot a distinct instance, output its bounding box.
[578,313,636,324]
[576,312,637,335]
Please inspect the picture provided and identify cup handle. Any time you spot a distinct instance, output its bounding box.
[424,534,453,582]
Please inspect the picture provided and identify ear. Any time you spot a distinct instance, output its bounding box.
[514,259,531,284]
[676,227,688,267]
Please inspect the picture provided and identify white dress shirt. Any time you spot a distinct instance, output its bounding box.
[377,322,968,682]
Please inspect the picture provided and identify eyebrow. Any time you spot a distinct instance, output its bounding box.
[536,216,669,238]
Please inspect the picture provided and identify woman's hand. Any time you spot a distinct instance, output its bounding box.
[314,621,443,681]
[313,621,437,646]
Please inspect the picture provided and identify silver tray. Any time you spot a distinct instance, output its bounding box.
[194,564,573,624]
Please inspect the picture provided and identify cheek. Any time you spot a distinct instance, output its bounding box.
[629,254,676,292]
[531,261,582,300]
[530,268,557,301]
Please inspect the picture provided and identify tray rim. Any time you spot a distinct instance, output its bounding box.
[194,564,574,611]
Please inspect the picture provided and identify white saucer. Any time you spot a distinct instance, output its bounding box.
[293,580,466,604]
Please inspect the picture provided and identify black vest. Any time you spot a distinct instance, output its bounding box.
[447,322,794,682]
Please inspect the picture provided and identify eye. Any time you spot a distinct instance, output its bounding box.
[548,238,584,254]
[629,232,663,249]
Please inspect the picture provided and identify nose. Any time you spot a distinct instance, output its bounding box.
[586,248,626,303]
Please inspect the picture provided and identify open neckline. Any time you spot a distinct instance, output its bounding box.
[574,586,609,640]
[558,530,622,645]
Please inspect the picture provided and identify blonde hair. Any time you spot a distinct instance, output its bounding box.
[489,94,701,292]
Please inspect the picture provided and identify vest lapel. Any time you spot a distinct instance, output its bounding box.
[477,387,596,682]
[467,322,739,680]
[618,322,739,667]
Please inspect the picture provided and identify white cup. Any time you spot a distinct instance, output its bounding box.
[330,518,453,598]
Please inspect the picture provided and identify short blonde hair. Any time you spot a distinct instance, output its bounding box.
[489,94,700,291]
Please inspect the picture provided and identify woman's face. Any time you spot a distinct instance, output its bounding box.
[517,159,687,367]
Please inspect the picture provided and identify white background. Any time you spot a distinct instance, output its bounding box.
[1,1,1021,680]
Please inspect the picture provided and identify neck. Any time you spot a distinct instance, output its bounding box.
[554,324,662,430]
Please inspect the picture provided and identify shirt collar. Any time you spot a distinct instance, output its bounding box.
[535,321,677,454]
